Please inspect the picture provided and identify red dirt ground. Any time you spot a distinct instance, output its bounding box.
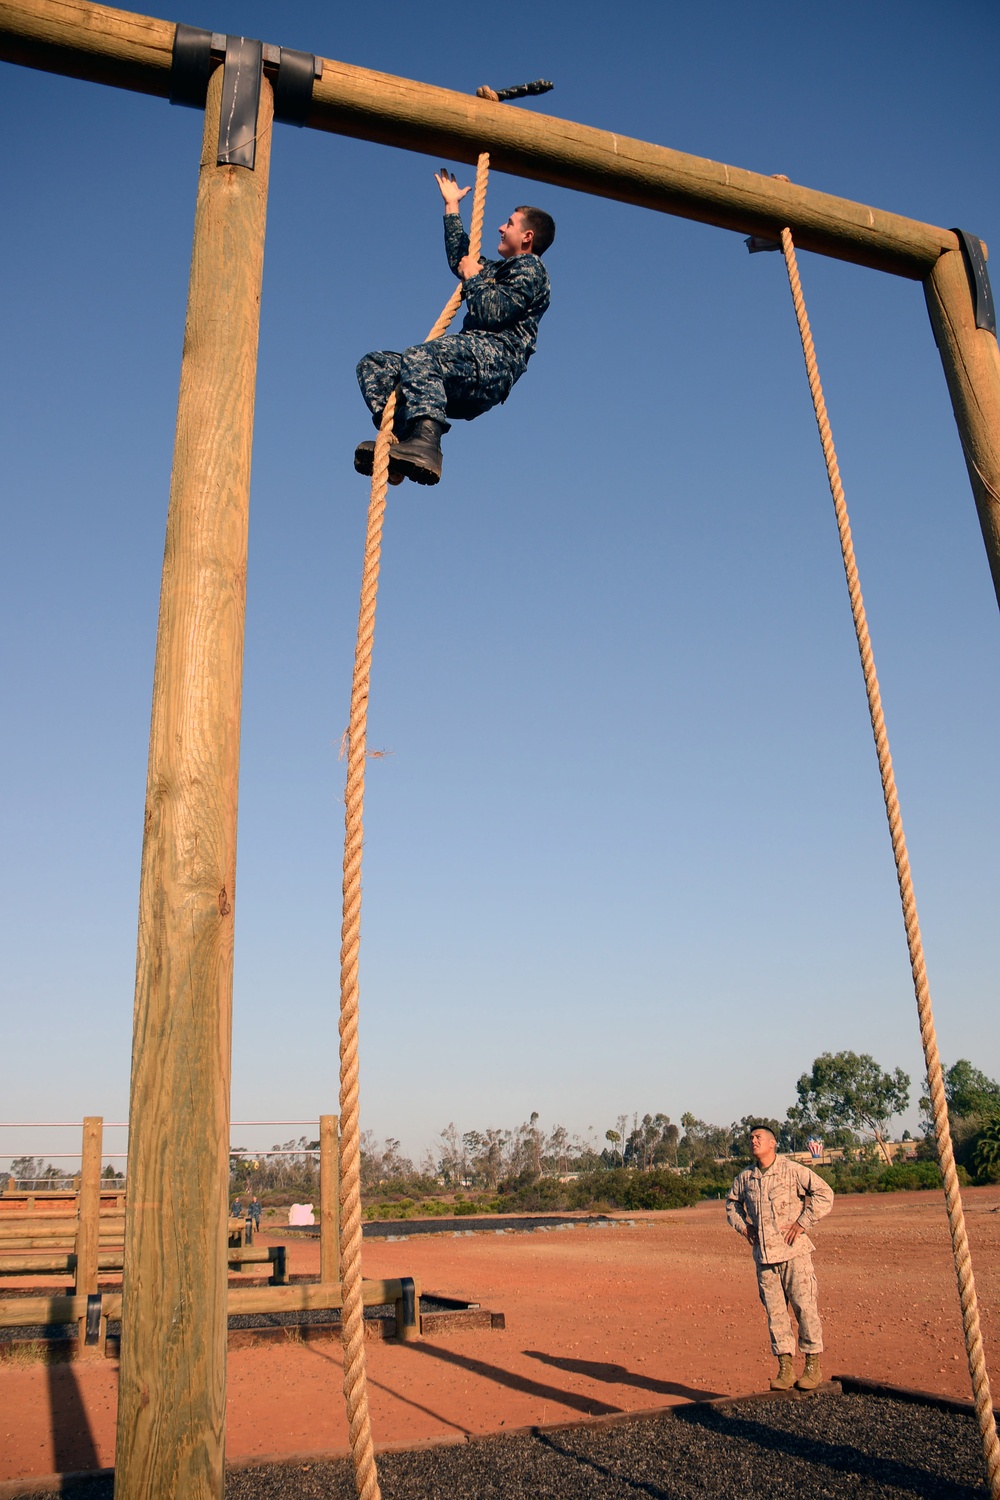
[1,1188,998,1483]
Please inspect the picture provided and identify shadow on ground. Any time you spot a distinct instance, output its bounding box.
[524,1349,727,1403]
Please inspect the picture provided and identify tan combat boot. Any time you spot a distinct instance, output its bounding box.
[770,1354,796,1390]
[796,1353,823,1390]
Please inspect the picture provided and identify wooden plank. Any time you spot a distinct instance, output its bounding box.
[0,1252,124,1274]
[0,0,962,278]
[0,1222,124,1242]
[227,1246,282,1266]
[924,248,1000,612]
[225,1278,413,1316]
[0,1198,124,1218]
[114,61,273,1500]
[75,1116,103,1356]
[319,1114,339,1284]
[0,1293,122,1328]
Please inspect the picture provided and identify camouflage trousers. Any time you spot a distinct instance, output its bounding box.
[756,1253,823,1356]
[356,334,516,435]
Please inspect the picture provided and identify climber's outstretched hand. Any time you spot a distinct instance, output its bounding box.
[435,168,472,212]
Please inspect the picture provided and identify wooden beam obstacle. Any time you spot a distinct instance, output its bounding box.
[0,1114,417,1360]
[2,3,1000,1495]
[0,0,968,277]
[0,0,997,605]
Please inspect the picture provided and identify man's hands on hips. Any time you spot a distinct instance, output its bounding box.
[744,1222,803,1247]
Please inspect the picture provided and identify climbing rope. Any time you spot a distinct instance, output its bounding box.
[337,152,490,1500]
[778,220,1000,1498]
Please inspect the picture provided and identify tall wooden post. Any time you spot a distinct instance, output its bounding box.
[319,1114,340,1285]
[75,1115,102,1357]
[115,60,273,1500]
[924,248,1000,612]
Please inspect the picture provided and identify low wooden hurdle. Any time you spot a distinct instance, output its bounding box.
[0,1112,419,1357]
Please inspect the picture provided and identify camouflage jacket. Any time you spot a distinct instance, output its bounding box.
[726,1155,834,1265]
[444,213,550,379]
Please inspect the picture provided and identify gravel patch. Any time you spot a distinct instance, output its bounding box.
[226,1394,989,1500]
[13,1393,991,1498]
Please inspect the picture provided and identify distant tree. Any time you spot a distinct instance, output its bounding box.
[546,1124,571,1175]
[652,1120,680,1168]
[517,1112,544,1180]
[437,1123,466,1185]
[605,1129,622,1167]
[678,1116,733,1168]
[795,1051,910,1165]
[463,1128,507,1189]
[971,1118,1000,1182]
[919,1060,1000,1127]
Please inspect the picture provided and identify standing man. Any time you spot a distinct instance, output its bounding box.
[726,1125,834,1391]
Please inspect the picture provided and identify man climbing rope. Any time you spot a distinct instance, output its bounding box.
[726,1125,834,1391]
[354,169,555,486]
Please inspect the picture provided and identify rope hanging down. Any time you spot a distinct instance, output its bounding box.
[337,151,491,1500]
[778,223,1000,1500]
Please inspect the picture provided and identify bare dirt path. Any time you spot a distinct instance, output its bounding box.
[1,1188,997,1483]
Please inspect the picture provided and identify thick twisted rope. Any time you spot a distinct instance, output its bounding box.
[337,152,490,1500]
[779,221,1000,1498]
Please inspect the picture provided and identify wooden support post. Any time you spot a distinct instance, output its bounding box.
[74,1116,102,1357]
[394,1276,421,1343]
[924,248,1000,613]
[320,1114,340,1285]
[115,60,273,1500]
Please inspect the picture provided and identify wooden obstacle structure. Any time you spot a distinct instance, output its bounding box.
[0,1113,419,1360]
[3,4,1000,1498]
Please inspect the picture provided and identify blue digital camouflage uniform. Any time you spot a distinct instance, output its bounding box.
[357,213,550,434]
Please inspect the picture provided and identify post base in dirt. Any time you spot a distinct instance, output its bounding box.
[320,1115,341,1286]
[75,1116,102,1359]
[114,59,273,1500]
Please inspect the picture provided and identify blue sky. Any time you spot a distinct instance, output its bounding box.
[1,0,998,1169]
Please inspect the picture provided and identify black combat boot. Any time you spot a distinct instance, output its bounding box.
[387,417,445,485]
[354,438,403,485]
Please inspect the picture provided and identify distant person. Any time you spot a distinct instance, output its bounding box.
[249,1196,262,1231]
[726,1125,834,1391]
[231,1196,243,1219]
[354,169,554,487]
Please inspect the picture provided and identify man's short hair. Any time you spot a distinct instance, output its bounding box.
[515,205,556,255]
[750,1125,777,1140]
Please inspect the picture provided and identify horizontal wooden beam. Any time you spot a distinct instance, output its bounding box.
[0,0,961,278]
[0,1292,123,1327]
[0,1251,123,1273]
[0,1219,123,1241]
[0,1279,414,1327]
[226,1277,417,1316]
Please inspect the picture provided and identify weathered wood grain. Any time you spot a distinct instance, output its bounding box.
[74,1116,103,1356]
[320,1114,340,1285]
[114,62,273,1500]
[0,0,962,276]
[925,249,1000,611]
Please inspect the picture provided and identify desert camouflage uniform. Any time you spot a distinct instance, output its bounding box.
[726,1155,834,1356]
[356,213,550,433]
